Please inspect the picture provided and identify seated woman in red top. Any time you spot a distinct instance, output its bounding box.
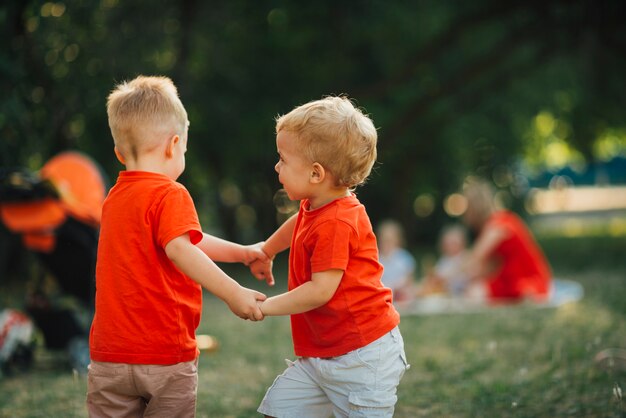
[462,177,552,302]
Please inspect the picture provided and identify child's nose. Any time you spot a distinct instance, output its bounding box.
[274,162,280,173]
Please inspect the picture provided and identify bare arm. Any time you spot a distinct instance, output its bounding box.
[249,214,298,286]
[465,225,508,280]
[259,269,343,316]
[165,234,266,320]
[196,234,269,265]
[263,213,297,258]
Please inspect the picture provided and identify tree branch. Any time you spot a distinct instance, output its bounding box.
[356,0,536,99]
[380,19,544,152]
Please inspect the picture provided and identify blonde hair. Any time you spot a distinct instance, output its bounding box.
[107,76,188,159]
[276,96,377,188]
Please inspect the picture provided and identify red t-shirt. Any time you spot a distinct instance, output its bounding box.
[289,194,400,358]
[89,171,203,364]
[484,211,551,301]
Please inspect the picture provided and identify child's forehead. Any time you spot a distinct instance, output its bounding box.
[277,129,297,140]
[276,130,299,149]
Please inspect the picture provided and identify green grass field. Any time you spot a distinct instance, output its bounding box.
[1,237,625,417]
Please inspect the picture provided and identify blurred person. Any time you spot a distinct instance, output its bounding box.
[377,219,417,303]
[416,223,470,297]
[250,96,409,418]
[461,177,551,302]
[87,76,268,417]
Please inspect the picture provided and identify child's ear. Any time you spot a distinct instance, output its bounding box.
[165,135,180,158]
[310,162,325,184]
[114,146,126,165]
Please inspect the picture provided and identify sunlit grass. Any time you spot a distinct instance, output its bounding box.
[396,278,626,417]
[0,251,625,417]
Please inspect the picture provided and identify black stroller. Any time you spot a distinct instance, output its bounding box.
[0,151,106,373]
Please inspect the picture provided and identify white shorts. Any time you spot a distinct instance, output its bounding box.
[258,326,409,418]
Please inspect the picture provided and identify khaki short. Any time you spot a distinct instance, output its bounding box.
[86,359,198,418]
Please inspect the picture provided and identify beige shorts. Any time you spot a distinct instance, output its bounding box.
[86,359,198,418]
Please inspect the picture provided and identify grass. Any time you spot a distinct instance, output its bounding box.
[1,238,625,417]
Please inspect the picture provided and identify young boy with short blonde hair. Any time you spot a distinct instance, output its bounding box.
[87,75,268,417]
[253,96,409,418]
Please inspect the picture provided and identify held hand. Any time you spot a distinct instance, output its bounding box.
[227,286,266,321]
[241,242,271,266]
[249,258,275,286]
[257,300,266,318]
[252,292,266,321]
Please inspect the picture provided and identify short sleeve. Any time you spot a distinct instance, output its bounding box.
[155,185,202,248]
[308,220,354,273]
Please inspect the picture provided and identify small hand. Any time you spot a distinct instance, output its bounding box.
[242,242,270,266]
[228,286,266,321]
[256,300,266,319]
[249,258,275,286]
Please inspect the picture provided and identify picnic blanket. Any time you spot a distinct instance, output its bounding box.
[397,278,584,316]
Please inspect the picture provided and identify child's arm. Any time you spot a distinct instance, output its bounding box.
[259,269,343,316]
[262,213,297,258]
[196,234,269,266]
[249,213,298,286]
[165,233,266,320]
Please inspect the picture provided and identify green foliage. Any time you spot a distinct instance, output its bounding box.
[1,0,625,242]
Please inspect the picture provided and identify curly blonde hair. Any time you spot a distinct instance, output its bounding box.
[276,96,378,189]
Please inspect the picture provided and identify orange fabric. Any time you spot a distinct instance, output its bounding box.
[22,232,56,252]
[40,151,106,227]
[484,211,552,301]
[89,171,203,365]
[289,195,400,358]
[0,151,105,252]
[0,199,66,233]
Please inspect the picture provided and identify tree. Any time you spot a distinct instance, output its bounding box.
[1,0,624,246]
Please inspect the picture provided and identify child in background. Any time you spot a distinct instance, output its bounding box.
[418,224,471,297]
[87,76,267,417]
[377,219,416,303]
[251,96,409,418]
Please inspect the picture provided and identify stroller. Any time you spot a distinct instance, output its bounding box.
[0,151,106,373]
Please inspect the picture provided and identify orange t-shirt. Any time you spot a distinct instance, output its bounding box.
[289,195,400,358]
[89,171,203,365]
[484,210,551,301]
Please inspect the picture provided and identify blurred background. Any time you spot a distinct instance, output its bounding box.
[1,1,625,416]
[1,0,625,251]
